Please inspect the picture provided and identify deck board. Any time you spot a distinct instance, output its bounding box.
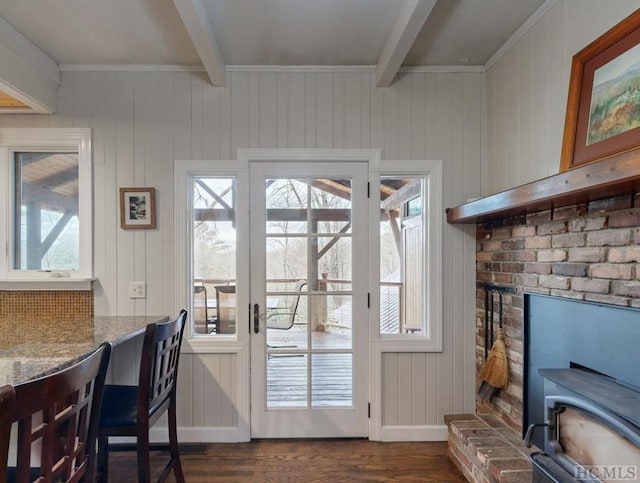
[266,328,353,407]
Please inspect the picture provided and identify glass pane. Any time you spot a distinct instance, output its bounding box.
[310,179,351,208]
[316,220,351,234]
[14,152,80,271]
[266,280,309,293]
[193,177,237,336]
[266,237,307,282]
[380,282,401,334]
[380,176,425,335]
[267,294,308,351]
[266,179,308,209]
[266,178,308,233]
[311,295,352,350]
[312,353,352,407]
[317,237,352,282]
[267,354,308,408]
[266,220,307,234]
[311,179,351,233]
[194,178,234,208]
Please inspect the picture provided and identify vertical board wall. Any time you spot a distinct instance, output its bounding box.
[484,0,639,196]
[0,70,481,434]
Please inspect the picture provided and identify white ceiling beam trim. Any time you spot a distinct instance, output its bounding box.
[59,64,486,74]
[375,0,437,87]
[399,65,485,73]
[60,64,206,72]
[226,65,375,73]
[173,0,226,86]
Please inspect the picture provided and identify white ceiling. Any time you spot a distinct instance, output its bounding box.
[0,0,547,111]
[0,0,545,67]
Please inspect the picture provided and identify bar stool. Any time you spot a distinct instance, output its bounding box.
[97,310,187,483]
[0,385,16,483]
[7,342,112,482]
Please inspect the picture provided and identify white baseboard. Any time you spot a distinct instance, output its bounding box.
[146,426,248,443]
[117,425,445,444]
[380,424,447,442]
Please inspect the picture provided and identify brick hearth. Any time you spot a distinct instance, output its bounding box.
[445,414,535,483]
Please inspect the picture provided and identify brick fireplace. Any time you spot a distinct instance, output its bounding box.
[445,191,640,482]
[475,192,640,433]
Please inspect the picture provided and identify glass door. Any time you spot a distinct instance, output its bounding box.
[249,161,368,438]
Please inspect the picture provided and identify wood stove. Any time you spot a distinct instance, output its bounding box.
[526,368,640,482]
[524,294,640,482]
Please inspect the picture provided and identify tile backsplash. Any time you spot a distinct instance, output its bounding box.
[0,290,93,319]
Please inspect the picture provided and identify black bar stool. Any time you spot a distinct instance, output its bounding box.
[7,342,111,482]
[0,385,15,483]
[97,310,187,483]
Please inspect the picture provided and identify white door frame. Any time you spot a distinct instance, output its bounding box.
[174,150,382,442]
[248,160,368,437]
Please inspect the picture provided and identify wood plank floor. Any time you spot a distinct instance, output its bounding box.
[108,439,465,482]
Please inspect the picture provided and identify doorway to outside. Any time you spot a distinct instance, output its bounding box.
[186,150,433,440]
[249,161,369,438]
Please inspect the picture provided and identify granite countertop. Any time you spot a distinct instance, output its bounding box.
[0,315,168,386]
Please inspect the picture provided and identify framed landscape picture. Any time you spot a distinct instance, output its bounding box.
[560,9,640,171]
[120,187,156,229]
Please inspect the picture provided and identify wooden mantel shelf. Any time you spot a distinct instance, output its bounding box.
[447,150,640,224]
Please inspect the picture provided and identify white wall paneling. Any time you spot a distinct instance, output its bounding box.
[484,0,640,195]
[0,69,482,440]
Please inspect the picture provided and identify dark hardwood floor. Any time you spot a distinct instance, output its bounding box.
[108,439,465,482]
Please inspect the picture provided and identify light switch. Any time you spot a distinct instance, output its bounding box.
[128,281,146,298]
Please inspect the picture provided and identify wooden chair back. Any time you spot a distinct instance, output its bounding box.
[138,310,187,426]
[12,342,111,483]
[214,286,236,334]
[0,384,16,483]
[193,285,209,334]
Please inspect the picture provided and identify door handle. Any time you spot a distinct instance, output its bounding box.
[253,303,260,334]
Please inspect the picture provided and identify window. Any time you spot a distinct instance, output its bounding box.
[174,159,249,344]
[192,177,237,336]
[0,129,92,282]
[375,161,442,351]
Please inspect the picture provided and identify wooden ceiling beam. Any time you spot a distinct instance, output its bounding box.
[173,0,226,87]
[376,0,437,87]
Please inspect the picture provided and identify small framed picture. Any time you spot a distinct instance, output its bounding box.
[120,187,156,229]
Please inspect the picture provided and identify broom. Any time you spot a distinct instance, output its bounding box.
[478,291,509,399]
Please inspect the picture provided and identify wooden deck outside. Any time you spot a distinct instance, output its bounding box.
[266,327,353,408]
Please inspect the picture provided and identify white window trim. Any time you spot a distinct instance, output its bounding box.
[0,128,93,288]
[174,159,250,354]
[370,160,443,352]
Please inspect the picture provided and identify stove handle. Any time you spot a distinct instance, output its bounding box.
[524,423,548,448]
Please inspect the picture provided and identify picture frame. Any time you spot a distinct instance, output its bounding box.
[120,187,156,229]
[560,9,640,172]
